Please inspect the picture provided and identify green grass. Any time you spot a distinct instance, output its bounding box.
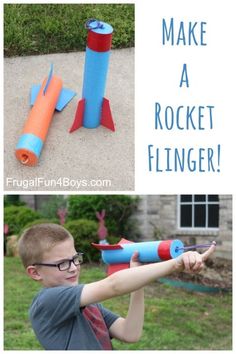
[4,257,232,350]
[4,4,134,57]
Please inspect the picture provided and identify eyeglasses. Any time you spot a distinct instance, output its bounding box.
[33,253,83,271]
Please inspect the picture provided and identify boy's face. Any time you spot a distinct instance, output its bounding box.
[29,238,80,288]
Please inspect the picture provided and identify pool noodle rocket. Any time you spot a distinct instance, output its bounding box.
[92,238,185,275]
[70,19,115,132]
[15,65,76,166]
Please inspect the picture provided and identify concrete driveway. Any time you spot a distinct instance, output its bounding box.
[4,48,134,191]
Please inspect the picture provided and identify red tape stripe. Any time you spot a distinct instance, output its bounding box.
[87,30,112,52]
[158,240,172,260]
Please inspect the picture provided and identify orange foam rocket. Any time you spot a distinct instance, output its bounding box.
[15,65,76,166]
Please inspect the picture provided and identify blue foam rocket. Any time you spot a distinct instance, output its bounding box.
[70,19,115,132]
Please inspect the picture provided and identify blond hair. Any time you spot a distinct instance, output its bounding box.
[18,223,73,268]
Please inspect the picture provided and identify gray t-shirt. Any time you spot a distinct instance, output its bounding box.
[29,285,120,350]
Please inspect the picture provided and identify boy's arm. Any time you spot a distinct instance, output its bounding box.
[108,252,145,343]
[80,243,215,308]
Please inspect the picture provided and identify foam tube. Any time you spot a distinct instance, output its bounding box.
[15,76,62,166]
[101,239,184,265]
[82,22,113,128]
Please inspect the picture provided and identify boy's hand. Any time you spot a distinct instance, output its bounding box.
[130,251,142,268]
[175,241,216,273]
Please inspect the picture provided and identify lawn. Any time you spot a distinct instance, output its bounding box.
[4,4,134,57]
[4,257,232,350]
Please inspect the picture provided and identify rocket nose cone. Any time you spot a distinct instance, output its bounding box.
[85,19,113,34]
[87,21,113,52]
[92,22,113,35]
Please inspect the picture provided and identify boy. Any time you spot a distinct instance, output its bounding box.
[18,223,216,350]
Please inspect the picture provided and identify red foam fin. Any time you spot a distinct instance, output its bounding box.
[101,98,115,131]
[69,98,85,133]
[91,242,123,250]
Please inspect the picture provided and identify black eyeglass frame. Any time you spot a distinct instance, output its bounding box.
[32,253,83,271]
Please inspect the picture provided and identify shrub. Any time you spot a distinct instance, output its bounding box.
[39,196,67,221]
[6,235,19,257]
[4,206,41,235]
[19,219,60,236]
[106,234,120,245]
[67,195,140,239]
[4,195,26,207]
[64,219,99,263]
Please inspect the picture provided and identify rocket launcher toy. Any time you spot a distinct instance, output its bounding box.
[92,238,216,275]
[70,19,115,133]
[15,64,76,166]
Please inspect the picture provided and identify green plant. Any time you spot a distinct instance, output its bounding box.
[68,195,140,239]
[4,4,134,57]
[106,234,120,246]
[64,219,99,263]
[4,206,41,235]
[6,236,19,257]
[19,219,60,236]
[4,195,26,207]
[39,196,67,221]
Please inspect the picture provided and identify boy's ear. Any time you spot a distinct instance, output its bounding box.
[26,265,42,281]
